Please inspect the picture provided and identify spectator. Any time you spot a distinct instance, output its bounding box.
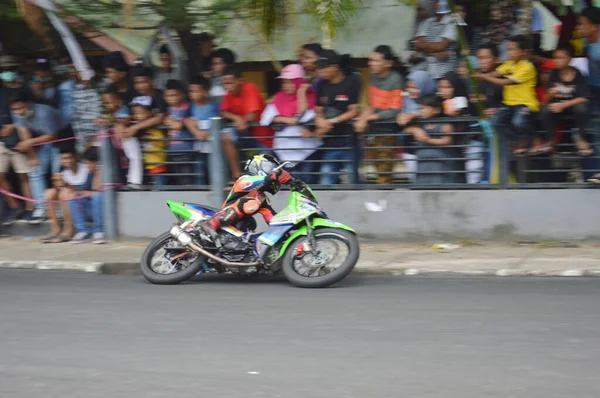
[260,64,320,183]
[220,66,272,185]
[58,63,77,124]
[536,59,556,105]
[299,43,324,91]
[71,72,103,154]
[10,90,66,224]
[484,2,517,61]
[99,86,143,190]
[41,157,75,244]
[164,79,194,185]
[0,56,35,224]
[143,25,188,90]
[61,148,105,244]
[476,35,539,156]
[31,58,59,108]
[474,42,503,118]
[414,0,458,80]
[541,44,592,156]
[129,97,168,186]
[405,0,434,73]
[396,70,437,182]
[104,51,135,103]
[209,48,236,104]
[184,76,219,185]
[315,50,361,185]
[405,94,455,184]
[354,45,404,185]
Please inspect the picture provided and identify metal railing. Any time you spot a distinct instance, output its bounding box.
[99,116,600,198]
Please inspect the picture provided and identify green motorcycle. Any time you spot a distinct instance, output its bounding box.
[140,168,360,288]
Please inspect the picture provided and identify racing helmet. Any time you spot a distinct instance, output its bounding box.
[244,154,283,193]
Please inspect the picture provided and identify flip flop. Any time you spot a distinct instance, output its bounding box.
[577,147,593,157]
[41,235,59,244]
[50,235,71,243]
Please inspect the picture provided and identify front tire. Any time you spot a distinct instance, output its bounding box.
[140,232,206,285]
[282,228,359,288]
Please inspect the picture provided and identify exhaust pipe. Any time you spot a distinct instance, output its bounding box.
[170,225,260,267]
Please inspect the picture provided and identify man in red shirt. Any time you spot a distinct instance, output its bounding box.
[220,66,272,181]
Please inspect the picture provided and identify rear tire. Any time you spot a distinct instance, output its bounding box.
[140,232,206,285]
[282,228,359,288]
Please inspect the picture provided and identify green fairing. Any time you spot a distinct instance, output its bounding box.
[274,218,355,260]
[167,201,192,220]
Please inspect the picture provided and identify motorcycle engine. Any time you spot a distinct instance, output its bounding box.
[217,233,253,263]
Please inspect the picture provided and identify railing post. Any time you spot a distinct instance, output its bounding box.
[100,131,118,240]
[209,117,225,207]
[349,123,360,185]
[497,132,509,188]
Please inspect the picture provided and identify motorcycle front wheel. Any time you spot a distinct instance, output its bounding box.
[140,232,206,285]
[282,228,360,288]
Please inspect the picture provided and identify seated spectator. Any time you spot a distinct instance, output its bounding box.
[143,25,188,90]
[414,0,458,81]
[62,148,105,244]
[354,45,403,185]
[10,90,66,224]
[184,76,219,185]
[164,79,194,185]
[314,50,361,185]
[474,43,503,118]
[476,35,539,156]
[130,97,168,186]
[31,58,59,108]
[405,95,455,184]
[260,64,320,184]
[209,48,236,104]
[536,60,555,106]
[299,43,324,91]
[41,160,75,244]
[541,44,592,156]
[396,71,437,182]
[220,66,272,185]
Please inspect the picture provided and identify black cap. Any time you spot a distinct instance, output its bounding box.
[316,50,339,68]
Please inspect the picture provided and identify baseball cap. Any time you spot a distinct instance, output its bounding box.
[129,95,153,110]
[316,50,340,68]
[277,64,305,80]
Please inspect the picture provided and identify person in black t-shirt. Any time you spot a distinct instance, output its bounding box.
[314,50,361,185]
[474,43,503,118]
[540,44,592,156]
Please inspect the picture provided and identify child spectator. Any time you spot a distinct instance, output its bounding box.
[476,35,539,156]
[541,44,592,156]
[397,71,437,182]
[103,51,135,103]
[405,94,455,184]
[536,60,555,106]
[184,76,219,185]
[354,45,404,185]
[164,79,194,185]
[71,72,103,154]
[315,50,361,185]
[260,64,320,184]
[63,148,105,244]
[220,66,272,186]
[474,42,503,118]
[130,98,168,186]
[209,48,236,105]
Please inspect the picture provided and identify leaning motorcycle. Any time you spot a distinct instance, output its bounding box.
[140,171,360,288]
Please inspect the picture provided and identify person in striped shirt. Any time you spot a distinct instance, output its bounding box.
[354,45,403,184]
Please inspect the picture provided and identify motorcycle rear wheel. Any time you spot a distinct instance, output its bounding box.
[282,228,359,288]
[140,232,206,285]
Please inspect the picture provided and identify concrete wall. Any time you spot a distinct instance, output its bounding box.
[117,190,600,241]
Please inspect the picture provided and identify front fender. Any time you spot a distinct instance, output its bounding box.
[276,218,355,259]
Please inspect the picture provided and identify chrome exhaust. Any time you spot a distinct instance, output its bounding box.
[170,225,260,267]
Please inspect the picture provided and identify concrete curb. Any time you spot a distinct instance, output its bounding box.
[1,259,600,277]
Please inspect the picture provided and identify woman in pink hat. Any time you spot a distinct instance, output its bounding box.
[260,64,321,183]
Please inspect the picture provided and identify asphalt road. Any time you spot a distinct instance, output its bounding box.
[1,270,599,398]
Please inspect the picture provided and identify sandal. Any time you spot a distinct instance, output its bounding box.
[576,143,593,157]
[587,174,600,184]
[530,144,553,155]
[513,147,528,156]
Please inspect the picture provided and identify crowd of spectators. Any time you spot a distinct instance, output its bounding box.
[3,0,600,237]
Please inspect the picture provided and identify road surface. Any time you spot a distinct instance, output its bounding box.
[1,269,599,398]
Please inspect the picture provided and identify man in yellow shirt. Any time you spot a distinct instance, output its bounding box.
[475,35,541,155]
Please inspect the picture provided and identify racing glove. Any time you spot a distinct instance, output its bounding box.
[270,169,292,184]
